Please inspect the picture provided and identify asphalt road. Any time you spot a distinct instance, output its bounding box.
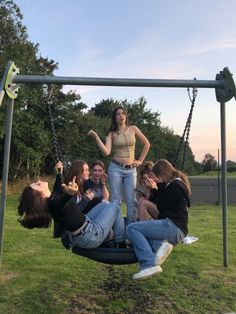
[190,177,236,205]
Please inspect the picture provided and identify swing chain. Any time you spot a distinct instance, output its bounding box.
[174,80,197,170]
[42,84,62,163]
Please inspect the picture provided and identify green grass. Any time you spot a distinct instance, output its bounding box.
[1,196,236,313]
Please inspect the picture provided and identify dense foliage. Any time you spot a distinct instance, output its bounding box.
[1,0,201,180]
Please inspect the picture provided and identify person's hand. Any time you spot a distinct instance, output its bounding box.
[61,176,78,195]
[88,130,98,139]
[55,161,63,174]
[100,173,108,185]
[143,174,157,189]
[131,159,142,168]
[85,189,95,200]
[155,177,163,183]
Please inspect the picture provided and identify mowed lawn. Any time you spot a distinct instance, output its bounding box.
[0,195,236,314]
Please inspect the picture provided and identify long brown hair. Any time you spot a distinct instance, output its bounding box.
[64,159,88,194]
[137,161,154,186]
[91,160,105,171]
[152,159,191,196]
[107,106,129,134]
[18,186,51,229]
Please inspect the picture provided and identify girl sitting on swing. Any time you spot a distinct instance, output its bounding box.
[136,161,159,221]
[127,159,191,280]
[83,160,109,202]
[18,160,125,249]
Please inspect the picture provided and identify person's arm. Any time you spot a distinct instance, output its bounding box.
[131,126,150,167]
[50,176,78,210]
[52,161,64,195]
[100,173,109,200]
[144,176,160,204]
[88,130,112,156]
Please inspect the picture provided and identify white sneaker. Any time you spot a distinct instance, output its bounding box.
[183,235,199,245]
[132,265,162,280]
[155,241,173,266]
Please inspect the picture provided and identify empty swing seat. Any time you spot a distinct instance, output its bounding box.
[71,246,138,265]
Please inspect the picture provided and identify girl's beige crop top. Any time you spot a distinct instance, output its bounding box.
[112,128,136,159]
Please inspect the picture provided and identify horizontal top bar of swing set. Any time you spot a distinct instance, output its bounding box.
[13,75,223,89]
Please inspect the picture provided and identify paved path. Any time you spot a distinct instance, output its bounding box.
[190,178,236,205]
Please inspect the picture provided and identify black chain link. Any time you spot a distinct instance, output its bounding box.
[174,80,197,170]
[42,84,62,162]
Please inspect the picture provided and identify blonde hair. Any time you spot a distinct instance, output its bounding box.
[137,161,154,186]
[152,159,191,196]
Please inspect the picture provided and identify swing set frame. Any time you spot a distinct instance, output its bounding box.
[0,60,235,269]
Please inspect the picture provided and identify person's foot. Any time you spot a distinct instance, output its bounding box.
[132,266,162,280]
[155,241,173,266]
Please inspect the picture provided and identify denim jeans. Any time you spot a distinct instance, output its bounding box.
[108,161,137,224]
[126,218,185,270]
[69,200,125,248]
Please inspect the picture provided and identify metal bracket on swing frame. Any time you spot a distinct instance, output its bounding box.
[0,61,20,106]
[215,67,236,103]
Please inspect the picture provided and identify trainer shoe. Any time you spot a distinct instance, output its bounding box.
[155,241,173,266]
[132,265,162,280]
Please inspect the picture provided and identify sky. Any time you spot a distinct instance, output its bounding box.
[14,0,236,162]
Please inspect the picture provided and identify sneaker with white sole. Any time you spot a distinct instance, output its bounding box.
[155,241,173,266]
[132,265,162,280]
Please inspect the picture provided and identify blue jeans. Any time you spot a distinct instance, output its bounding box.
[126,218,185,270]
[108,161,137,224]
[69,201,125,248]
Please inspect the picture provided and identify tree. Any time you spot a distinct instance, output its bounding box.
[0,0,81,179]
[226,160,236,172]
[201,153,217,172]
[91,98,120,118]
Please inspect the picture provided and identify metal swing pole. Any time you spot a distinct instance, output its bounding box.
[0,61,19,269]
[215,68,236,267]
[14,74,223,89]
[220,101,228,267]
[0,98,15,269]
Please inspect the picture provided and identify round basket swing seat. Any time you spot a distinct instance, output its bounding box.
[72,246,137,265]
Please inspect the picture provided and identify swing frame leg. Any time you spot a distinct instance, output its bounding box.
[0,61,20,270]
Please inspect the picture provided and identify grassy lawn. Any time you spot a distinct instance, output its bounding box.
[0,195,236,313]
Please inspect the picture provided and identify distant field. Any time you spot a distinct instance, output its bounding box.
[191,171,236,178]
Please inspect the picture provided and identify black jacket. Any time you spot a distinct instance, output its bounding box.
[49,175,100,235]
[149,179,190,236]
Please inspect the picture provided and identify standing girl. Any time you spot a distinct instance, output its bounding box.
[88,106,150,224]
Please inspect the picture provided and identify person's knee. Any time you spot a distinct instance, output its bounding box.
[126,222,137,239]
[126,224,132,239]
[110,200,120,213]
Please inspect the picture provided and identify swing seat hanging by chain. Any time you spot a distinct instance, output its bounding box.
[42,86,138,265]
